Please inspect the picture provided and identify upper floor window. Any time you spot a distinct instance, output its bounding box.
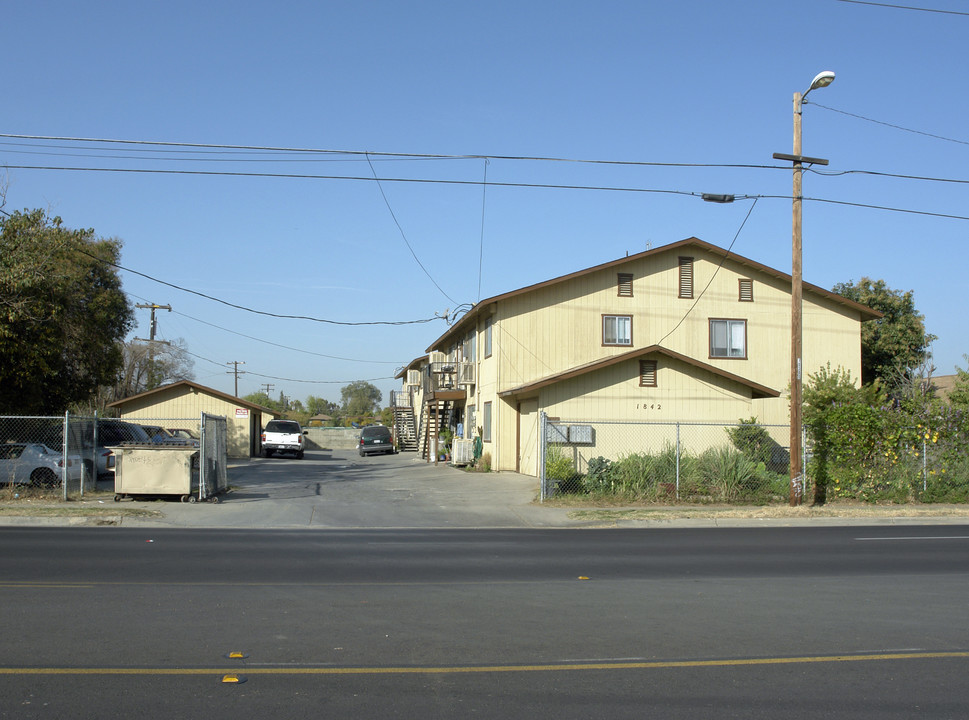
[603,315,632,346]
[462,330,476,362]
[678,256,694,299]
[739,278,754,302]
[710,319,746,359]
[617,273,633,297]
[484,316,493,358]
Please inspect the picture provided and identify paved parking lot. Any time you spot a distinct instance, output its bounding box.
[133,448,556,529]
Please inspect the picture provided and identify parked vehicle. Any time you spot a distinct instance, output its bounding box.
[167,428,201,448]
[76,420,153,480]
[0,443,82,487]
[358,425,394,456]
[261,420,306,459]
[142,425,175,443]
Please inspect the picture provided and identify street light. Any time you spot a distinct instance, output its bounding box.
[773,70,835,507]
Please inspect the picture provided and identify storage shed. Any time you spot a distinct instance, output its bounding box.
[107,380,278,458]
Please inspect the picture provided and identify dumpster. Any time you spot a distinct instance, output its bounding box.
[110,443,205,503]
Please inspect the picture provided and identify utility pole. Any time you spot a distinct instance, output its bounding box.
[773,70,835,507]
[227,361,246,397]
[134,303,172,389]
[260,383,275,397]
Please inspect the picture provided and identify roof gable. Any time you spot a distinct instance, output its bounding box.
[428,237,881,352]
[107,380,278,414]
[498,345,780,400]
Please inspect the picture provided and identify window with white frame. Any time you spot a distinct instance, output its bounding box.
[602,315,632,346]
[484,317,493,358]
[709,319,746,358]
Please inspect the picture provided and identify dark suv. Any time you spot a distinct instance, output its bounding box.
[358,425,394,456]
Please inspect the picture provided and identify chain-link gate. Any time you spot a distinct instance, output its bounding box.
[200,412,228,500]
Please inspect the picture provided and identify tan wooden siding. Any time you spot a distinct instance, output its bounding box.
[115,387,261,458]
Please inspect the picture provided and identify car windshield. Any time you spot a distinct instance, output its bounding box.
[266,421,301,433]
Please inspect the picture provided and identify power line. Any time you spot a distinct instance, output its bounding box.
[834,0,969,16]
[3,163,733,197]
[365,152,457,306]
[0,132,783,170]
[157,303,401,364]
[655,199,759,347]
[809,167,969,185]
[808,102,969,146]
[70,246,443,326]
[181,348,393,386]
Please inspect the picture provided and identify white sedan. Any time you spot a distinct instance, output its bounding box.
[0,443,82,487]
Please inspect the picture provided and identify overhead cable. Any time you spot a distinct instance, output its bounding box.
[808,102,969,146]
[71,246,443,326]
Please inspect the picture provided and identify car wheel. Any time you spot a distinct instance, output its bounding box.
[262,449,273,458]
[30,468,58,488]
[296,450,304,460]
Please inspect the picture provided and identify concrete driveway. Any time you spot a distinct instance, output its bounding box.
[133,448,558,529]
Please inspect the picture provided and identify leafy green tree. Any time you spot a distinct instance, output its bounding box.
[341,380,382,417]
[0,209,134,413]
[947,356,969,409]
[305,395,339,417]
[833,278,935,386]
[803,364,885,505]
[243,391,282,412]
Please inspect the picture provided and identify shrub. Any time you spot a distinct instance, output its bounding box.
[546,445,582,493]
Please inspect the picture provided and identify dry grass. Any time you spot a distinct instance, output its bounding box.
[562,502,969,523]
[0,486,161,519]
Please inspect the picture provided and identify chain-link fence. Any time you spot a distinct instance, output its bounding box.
[0,414,226,501]
[538,414,965,504]
[200,413,228,499]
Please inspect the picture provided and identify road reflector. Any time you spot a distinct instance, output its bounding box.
[222,674,247,684]
[578,576,590,580]
[224,652,249,659]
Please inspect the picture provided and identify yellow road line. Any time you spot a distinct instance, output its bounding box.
[0,652,966,676]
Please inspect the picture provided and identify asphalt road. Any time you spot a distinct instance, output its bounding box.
[1,525,967,718]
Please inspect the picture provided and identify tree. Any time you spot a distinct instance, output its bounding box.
[242,391,282,412]
[306,395,340,417]
[948,356,969,409]
[340,381,382,417]
[833,278,936,386]
[0,209,134,413]
[80,338,195,412]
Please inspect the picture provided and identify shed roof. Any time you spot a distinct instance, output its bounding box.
[108,380,279,415]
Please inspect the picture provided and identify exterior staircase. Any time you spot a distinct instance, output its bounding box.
[392,405,418,452]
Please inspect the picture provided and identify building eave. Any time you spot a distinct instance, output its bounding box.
[497,345,780,400]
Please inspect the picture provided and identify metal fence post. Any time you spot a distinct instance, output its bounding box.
[923,436,927,493]
[539,411,547,502]
[199,411,207,501]
[62,411,70,500]
[675,422,681,500]
[802,424,808,500]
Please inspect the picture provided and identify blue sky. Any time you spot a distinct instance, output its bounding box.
[4,0,967,407]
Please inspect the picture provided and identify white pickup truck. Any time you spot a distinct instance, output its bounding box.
[260,419,307,459]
